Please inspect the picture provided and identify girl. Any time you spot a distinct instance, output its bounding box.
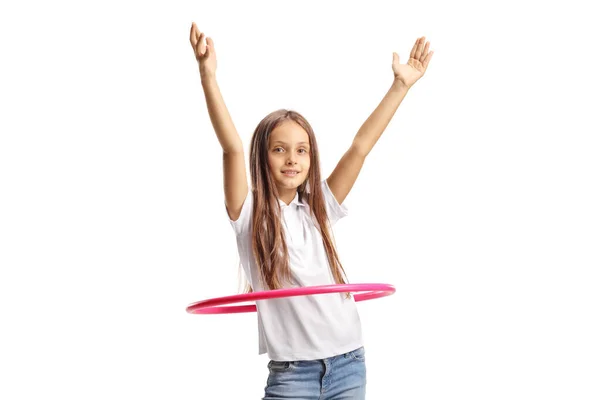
[189,22,433,400]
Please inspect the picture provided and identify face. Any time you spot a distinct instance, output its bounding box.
[267,120,311,199]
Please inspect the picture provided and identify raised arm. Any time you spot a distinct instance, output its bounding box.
[327,36,434,204]
[190,23,248,220]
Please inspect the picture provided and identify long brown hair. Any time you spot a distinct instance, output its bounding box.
[242,109,348,294]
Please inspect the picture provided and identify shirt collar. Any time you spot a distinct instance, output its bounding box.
[278,192,306,208]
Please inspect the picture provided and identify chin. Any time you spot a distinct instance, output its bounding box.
[279,179,301,190]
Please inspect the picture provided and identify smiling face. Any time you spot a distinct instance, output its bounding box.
[267,120,311,204]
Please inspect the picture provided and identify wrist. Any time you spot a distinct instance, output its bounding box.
[200,70,217,84]
[392,78,411,92]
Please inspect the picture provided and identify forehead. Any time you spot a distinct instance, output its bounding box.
[269,120,309,144]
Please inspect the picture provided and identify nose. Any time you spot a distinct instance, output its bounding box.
[286,153,297,165]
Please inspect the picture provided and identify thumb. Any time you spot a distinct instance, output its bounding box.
[206,37,215,56]
[393,52,399,64]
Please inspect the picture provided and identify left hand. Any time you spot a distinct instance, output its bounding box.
[392,37,434,88]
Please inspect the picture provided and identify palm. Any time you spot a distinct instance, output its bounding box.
[392,37,433,87]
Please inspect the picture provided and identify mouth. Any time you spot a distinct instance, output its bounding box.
[282,170,299,177]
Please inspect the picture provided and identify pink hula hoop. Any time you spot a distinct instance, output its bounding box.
[186,283,395,315]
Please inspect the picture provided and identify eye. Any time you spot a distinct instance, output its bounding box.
[274,147,284,153]
[298,148,308,154]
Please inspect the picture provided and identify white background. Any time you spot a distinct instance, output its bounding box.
[1,0,599,399]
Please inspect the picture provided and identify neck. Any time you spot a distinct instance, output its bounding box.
[278,188,297,205]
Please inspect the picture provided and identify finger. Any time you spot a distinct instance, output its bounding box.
[189,23,197,46]
[196,32,206,55]
[206,37,215,56]
[414,37,425,60]
[421,41,430,62]
[423,51,434,69]
[409,37,420,59]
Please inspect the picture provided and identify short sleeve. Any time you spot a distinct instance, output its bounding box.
[321,179,348,226]
[228,191,253,236]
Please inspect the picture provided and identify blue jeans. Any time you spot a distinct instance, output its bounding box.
[263,346,366,400]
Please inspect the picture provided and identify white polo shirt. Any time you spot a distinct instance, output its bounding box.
[229,180,363,361]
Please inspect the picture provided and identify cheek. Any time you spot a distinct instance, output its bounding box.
[268,157,282,178]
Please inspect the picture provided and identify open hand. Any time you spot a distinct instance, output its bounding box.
[190,22,216,78]
[392,37,433,88]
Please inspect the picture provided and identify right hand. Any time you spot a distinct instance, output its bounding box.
[190,22,216,79]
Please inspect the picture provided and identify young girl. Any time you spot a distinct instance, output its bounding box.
[189,22,433,400]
